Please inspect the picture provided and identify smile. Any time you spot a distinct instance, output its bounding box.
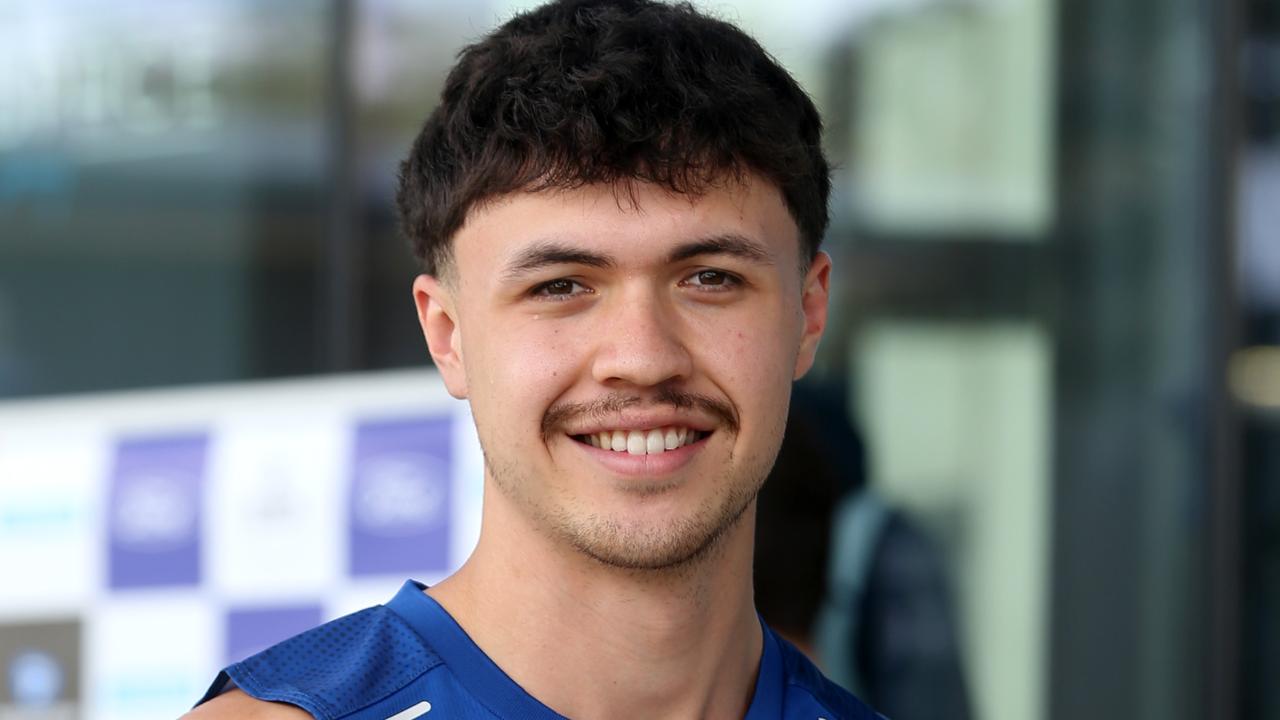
[572,426,707,455]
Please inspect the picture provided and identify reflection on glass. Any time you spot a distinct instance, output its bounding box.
[849,0,1054,237]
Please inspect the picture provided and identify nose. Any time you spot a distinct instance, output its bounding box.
[591,287,694,389]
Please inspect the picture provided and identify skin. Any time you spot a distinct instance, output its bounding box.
[186,174,829,720]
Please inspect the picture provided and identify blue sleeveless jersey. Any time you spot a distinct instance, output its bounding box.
[198,580,883,720]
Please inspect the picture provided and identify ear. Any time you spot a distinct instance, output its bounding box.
[793,251,831,380]
[413,274,468,399]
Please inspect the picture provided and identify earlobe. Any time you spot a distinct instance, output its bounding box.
[412,274,469,399]
[793,252,832,380]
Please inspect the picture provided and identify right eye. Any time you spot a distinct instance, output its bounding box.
[530,278,591,300]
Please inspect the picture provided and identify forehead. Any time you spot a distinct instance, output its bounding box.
[449,175,801,276]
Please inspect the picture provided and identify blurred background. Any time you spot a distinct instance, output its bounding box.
[0,0,1276,718]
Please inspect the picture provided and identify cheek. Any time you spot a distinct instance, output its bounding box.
[465,319,581,433]
[704,304,800,444]
[697,303,799,387]
[506,321,580,382]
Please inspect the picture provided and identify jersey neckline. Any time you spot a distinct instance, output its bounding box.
[384,580,784,719]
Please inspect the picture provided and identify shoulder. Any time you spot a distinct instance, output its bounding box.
[774,632,884,720]
[182,689,311,719]
[193,604,443,720]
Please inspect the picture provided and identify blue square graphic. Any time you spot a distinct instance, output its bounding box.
[348,417,452,576]
[107,434,207,589]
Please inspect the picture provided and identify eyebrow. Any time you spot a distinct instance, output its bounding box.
[499,232,775,282]
[500,240,617,281]
[665,233,774,265]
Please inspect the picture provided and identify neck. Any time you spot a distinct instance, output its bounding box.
[428,482,763,720]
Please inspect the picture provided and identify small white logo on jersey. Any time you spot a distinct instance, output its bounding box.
[385,700,431,720]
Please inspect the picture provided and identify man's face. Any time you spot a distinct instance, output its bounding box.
[415,175,829,571]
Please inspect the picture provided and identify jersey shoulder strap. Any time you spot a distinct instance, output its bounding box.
[197,605,443,720]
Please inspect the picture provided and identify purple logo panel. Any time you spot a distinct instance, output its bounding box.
[348,417,451,576]
[107,434,207,589]
[225,605,324,664]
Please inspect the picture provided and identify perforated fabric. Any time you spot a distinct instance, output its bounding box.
[223,606,441,719]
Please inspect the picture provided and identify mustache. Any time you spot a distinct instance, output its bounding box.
[542,387,739,441]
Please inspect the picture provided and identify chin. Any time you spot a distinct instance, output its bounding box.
[574,528,716,571]
[552,492,755,572]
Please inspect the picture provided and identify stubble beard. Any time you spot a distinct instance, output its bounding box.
[483,443,772,575]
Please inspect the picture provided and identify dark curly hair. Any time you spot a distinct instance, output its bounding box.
[395,0,830,277]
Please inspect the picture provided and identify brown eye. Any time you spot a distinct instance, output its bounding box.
[684,269,741,290]
[531,278,589,300]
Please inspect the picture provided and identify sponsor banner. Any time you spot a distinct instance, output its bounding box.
[107,435,207,590]
[349,417,452,577]
[206,417,345,597]
[0,619,80,719]
[87,597,217,720]
[0,371,472,716]
[225,605,324,665]
[448,404,485,572]
[0,434,103,613]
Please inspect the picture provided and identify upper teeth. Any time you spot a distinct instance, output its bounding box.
[582,427,699,455]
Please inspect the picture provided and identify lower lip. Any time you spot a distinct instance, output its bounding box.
[570,434,709,476]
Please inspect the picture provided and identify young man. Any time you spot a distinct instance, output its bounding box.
[187,0,881,717]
